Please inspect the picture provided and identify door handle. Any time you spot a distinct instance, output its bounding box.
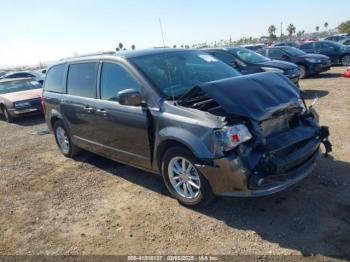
[84,106,94,113]
[96,108,108,117]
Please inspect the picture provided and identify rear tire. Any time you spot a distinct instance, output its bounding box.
[341,55,350,66]
[53,120,80,157]
[298,65,307,79]
[1,105,14,123]
[161,146,214,207]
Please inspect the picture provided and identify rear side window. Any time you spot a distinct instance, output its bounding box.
[211,51,235,64]
[67,63,97,98]
[301,43,313,49]
[268,49,285,58]
[44,64,66,93]
[100,62,141,101]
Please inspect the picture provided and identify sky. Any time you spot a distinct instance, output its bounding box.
[0,0,348,67]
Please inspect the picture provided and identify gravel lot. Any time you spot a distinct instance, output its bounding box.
[0,67,349,259]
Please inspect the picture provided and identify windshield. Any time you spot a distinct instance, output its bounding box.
[129,50,241,98]
[228,48,270,63]
[282,47,306,56]
[0,80,41,94]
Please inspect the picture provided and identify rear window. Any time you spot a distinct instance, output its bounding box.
[44,64,66,93]
[67,63,97,98]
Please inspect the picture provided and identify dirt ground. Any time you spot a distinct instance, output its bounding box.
[0,67,349,259]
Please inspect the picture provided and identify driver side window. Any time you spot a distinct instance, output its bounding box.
[100,62,141,101]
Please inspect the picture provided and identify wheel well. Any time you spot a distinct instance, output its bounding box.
[50,116,60,129]
[296,62,308,70]
[156,140,192,171]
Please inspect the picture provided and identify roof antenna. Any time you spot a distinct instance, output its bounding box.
[159,18,166,47]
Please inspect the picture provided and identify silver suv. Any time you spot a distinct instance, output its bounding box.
[43,49,331,207]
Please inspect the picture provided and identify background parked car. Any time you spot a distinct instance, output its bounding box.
[0,78,43,122]
[1,71,44,84]
[299,40,350,66]
[241,44,266,52]
[259,46,331,78]
[339,38,350,46]
[274,41,300,48]
[324,35,349,42]
[203,47,300,84]
[37,68,47,75]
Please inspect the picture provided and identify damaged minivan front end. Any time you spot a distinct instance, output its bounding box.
[177,72,331,197]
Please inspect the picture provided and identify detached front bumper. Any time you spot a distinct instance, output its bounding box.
[197,126,330,197]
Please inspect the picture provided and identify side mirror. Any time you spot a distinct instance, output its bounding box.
[230,60,239,68]
[118,89,142,106]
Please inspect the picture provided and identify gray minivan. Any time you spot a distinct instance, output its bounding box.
[43,48,331,207]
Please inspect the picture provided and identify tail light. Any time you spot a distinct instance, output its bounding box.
[40,94,46,112]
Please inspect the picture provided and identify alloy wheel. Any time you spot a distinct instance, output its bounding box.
[56,126,70,154]
[167,156,201,200]
[342,55,350,66]
[298,65,307,79]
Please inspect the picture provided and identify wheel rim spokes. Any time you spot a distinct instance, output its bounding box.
[168,157,201,200]
[56,127,70,154]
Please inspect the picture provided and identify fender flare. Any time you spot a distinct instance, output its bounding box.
[155,126,215,166]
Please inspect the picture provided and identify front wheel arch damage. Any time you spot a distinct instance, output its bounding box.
[156,140,196,172]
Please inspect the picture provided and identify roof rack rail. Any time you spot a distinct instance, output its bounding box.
[59,51,116,61]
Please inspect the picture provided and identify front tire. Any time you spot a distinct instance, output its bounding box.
[1,105,14,123]
[161,146,214,207]
[341,55,350,66]
[298,65,307,79]
[53,120,80,157]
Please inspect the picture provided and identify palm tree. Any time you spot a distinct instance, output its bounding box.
[268,25,277,40]
[316,26,320,32]
[131,45,136,50]
[286,24,296,39]
[324,22,329,31]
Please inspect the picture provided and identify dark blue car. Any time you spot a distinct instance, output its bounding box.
[203,47,300,84]
[299,41,350,66]
[259,46,331,78]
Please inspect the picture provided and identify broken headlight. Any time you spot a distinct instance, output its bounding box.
[216,124,253,151]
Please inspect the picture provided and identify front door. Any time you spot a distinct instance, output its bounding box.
[93,62,151,168]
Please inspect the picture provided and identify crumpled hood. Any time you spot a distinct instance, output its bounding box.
[256,60,297,70]
[196,72,300,121]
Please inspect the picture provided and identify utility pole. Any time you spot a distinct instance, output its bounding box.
[159,18,166,47]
